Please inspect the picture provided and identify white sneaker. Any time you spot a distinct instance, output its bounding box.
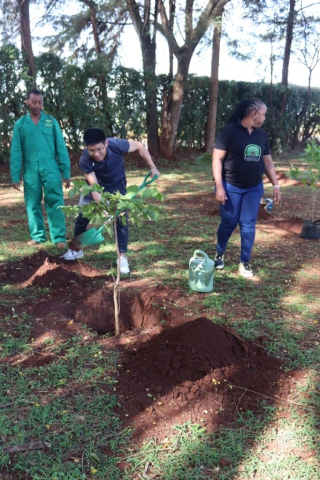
[239,262,254,278]
[117,256,130,274]
[62,249,84,261]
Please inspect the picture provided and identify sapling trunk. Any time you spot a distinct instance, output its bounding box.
[113,215,121,336]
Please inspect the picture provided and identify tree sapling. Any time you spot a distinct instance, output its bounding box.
[62,179,163,335]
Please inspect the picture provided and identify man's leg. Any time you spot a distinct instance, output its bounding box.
[62,194,92,259]
[23,166,46,243]
[116,212,129,254]
[73,193,93,237]
[41,167,67,244]
[74,213,90,237]
[238,182,264,263]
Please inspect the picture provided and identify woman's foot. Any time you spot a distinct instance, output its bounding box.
[214,252,224,269]
[239,262,253,278]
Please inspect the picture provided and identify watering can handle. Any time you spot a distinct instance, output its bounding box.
[193,250,209,262]
[138,172,159,191]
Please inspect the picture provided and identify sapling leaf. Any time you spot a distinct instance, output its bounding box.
[68,188,78,199]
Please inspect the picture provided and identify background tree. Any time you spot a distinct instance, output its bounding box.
[157,0,230,158]
[0,0,36,80]
[0,44,28,160]
[204,14,223,153]
[126,0,160,157]
[44,0,129,63]
[291,11,320,148]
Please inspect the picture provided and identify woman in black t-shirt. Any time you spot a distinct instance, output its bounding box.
[212,98,281,278]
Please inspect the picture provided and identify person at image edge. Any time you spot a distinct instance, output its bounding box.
[10,89,70,248]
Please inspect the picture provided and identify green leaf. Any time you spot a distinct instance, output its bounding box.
[90,452,106,465]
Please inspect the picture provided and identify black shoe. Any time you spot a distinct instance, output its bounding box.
[214,252,224,269]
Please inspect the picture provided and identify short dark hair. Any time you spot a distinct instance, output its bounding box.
[83,128,107,146]
[27,89,42,99]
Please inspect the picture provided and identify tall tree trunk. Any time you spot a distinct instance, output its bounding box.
[90,4,101,55]
[82,0,102,56]
[113,216,121,336]
[280,0,296,114]
[205,19,222,153]
[126,0,159,157]
[157,0,230,158]
[19,0,36,80]
[143,38,160,157]
[168,0,175,81]
[160,52,192,158]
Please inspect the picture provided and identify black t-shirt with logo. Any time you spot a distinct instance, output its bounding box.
[79,138,130,194]
[215,120,270,188]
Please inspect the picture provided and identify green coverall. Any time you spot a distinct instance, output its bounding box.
[10,113,70,244]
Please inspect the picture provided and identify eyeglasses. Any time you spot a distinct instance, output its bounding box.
[87,145,106,155]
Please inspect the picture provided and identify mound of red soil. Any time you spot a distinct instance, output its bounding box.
[115,317,293,441]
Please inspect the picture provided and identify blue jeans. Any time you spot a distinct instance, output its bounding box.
[216,181,263,263]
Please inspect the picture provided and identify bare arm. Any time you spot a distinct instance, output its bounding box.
[212,148,228,204]
[263,155,281,204]
[84,172,101,202]
[128,140,160,177]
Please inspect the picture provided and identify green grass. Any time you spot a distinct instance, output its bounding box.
[0,324,130,479]
[0,154,319,479]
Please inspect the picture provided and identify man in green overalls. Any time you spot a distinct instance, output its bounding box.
[10,89,71,247]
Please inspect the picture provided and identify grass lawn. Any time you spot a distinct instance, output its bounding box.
[0,150,319,480]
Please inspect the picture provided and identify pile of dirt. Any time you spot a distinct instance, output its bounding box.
[0,251,296,444]
[115,317,293,441]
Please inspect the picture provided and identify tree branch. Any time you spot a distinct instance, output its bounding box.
[4,442,51,453]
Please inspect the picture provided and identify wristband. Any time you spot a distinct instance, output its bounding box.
[273,185,281,189]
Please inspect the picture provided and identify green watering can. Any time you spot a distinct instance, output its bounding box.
[188,250,214,293]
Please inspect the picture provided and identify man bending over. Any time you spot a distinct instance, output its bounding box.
[63,128,160,273]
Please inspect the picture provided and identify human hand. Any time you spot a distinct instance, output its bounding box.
[150,166,160,178]
[12,182,21,191]
[63,179,71,189]
[103,210,113,224]
[273,187,281,204]
[215,186,227,205]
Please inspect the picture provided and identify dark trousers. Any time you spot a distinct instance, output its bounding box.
[74,212,129,253]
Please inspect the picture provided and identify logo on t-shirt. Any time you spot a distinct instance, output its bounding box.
[244,144,261,162]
